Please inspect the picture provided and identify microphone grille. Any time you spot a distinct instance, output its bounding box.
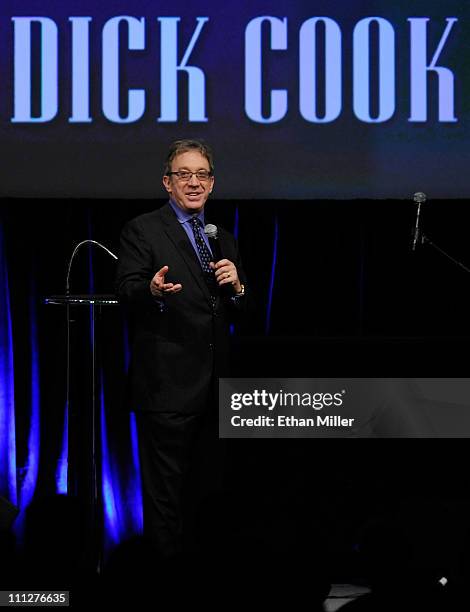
[413,192,427,204]
[204,223,218,239]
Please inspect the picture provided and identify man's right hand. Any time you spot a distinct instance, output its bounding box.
[150,266,182,298]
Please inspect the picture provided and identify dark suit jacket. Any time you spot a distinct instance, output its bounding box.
[115,203,247,414]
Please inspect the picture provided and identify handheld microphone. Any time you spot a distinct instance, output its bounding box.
[204,223,235,296]
[412,192,427,251]
[204,223,223,262]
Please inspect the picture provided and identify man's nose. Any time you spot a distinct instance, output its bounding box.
[188,173,200,185]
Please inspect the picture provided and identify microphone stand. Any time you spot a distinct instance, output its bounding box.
[412,199,470,275]
[418,234,470,275]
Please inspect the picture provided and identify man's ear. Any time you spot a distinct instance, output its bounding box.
[162,175,172,194]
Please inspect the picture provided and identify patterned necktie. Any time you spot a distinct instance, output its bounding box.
[189,216,218,303]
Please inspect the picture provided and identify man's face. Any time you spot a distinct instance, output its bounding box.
[163,150,214,214]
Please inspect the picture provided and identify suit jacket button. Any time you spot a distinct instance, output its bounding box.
[209,343,214,350]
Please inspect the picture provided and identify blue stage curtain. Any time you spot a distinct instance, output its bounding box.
[0,203,266,553]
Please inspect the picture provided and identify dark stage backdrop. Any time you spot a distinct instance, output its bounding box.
[1,0,469,198]
[1,198,470,567]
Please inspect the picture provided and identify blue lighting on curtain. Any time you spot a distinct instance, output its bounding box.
[55,402,68,494]
[0,222,17,506]
[128,413,143,534]
[100,375,123,548]
[123,323,143,533]
[18,278,41,509]
[85,218,124,546]
[13,276,41,539]
[265,216,279,335]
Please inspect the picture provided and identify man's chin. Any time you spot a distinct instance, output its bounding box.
[183,198,205,211]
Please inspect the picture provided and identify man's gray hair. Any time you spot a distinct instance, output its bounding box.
[163,139,214,176]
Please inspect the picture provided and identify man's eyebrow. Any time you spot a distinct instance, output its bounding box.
[174,166,210,171]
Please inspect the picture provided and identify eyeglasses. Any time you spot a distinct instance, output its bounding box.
[167,170,213,182]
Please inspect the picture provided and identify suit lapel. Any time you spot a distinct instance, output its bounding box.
[159,204,214,306]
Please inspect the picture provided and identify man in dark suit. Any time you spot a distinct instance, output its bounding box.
[116,139,247,557]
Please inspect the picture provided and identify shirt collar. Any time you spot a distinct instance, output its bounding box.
[169,198,206,226]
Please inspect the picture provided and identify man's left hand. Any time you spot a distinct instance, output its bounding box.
[210,259,242,293]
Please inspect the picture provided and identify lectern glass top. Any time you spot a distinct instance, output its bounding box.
[44,294,119,305]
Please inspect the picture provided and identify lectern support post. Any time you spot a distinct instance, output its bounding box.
[45,294,119,574]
